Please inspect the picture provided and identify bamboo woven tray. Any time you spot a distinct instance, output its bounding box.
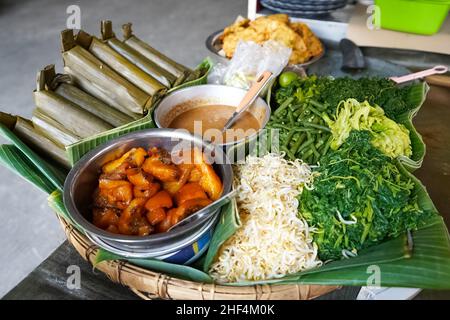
[58,215,339,300]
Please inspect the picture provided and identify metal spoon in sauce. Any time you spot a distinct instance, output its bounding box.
[168,189,238,232]
[222,71,273,132]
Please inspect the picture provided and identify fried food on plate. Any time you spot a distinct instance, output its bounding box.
[221,14,323,64]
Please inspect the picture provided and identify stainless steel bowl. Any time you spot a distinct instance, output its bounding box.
[85,213,218,260]
[154,84,271,149]
[63,129,232,258]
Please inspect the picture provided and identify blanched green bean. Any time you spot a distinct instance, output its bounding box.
[301,122,331,132]
[321,137,332,156]
[281,146,295,160]
[274,96,294,116]
[283,130,295,148]
[288,108,294,126]
[310,142,321,159]
[309,99,327,111]
[297,138,314,153]
[293,105,305,118]
[291,133,306,155]
[307,104,323,118]
[302,148,314,163]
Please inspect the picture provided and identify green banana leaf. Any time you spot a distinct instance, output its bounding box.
[95,249,212,283]
[47,190,85,232]
[394,82,428,172]
[167,57,213,93]
[0,121,65,190]
[0,144,56,194]
[397,110,426,171]
[65,112,155,165]
[202,199,241,272]
[404,81,430,120]
[282,216,450,289]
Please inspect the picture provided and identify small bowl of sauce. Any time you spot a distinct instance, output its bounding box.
[154,85,271,148]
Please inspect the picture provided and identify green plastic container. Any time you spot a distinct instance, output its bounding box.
[375,0,450,35]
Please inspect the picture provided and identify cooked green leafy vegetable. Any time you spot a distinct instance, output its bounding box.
[323,98,412,158]
[315,77,417,120]
[274,76,418,120]
[299,130,434,261]
[267,76,419,163]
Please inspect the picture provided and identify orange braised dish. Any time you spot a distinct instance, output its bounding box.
[92,147,223,236]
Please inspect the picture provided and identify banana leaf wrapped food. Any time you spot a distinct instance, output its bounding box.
[122,23,191,85]
[42,64,134,128]
[61,29,153,116]
[13,116,71,168]
[100,20,176,88]
[63,65,140,121]
[79,29,166,97]
[33,69,113,139]
[32,108,79,148]
[54,82,133,127]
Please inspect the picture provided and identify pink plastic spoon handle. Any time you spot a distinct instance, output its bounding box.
[390,65,448,84]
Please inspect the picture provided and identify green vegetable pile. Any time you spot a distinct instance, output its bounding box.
[323,98,412,158]
[316,77,419,121]
[299,131,433,260]
[267,76,332,163]
[267,74,419,163]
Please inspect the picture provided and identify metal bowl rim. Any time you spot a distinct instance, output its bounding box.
[154,84,271,148]
[63,128,232,243]
[85,213,218,259]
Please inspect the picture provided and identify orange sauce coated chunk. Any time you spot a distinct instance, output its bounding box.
[145,190,173,212]
[176,198,212,220]
[102,147,147,174]
[133,182,160,199]
[163,163,193,194]
[188,167,202,182]
[192,148,222,200]
[146,208,166,226]
[118,198,152,235]
[142,149,179,182]
[175,182,208,205]
[126,168,153,188]
[156,208,177,233]
[94,146,223,236]
[93,207,120,229]
[98,179,133,207]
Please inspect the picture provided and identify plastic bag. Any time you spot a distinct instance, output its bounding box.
[208,40,291,90]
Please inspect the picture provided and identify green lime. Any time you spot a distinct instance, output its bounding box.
[278,71,298,87]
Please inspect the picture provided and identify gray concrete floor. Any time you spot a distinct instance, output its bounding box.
[0,0,246,297]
